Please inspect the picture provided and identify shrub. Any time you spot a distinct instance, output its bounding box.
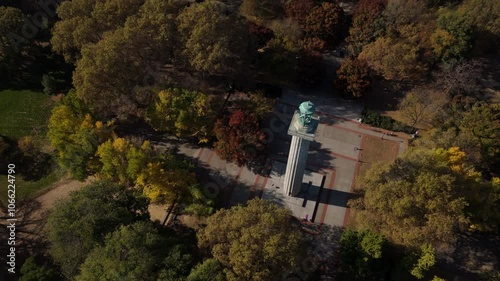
[361,109,413,133]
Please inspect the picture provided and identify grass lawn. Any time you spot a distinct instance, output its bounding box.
[0,170,62,206]
[357,136,399,182]
[0,89,60,204]
[0,89,54,140]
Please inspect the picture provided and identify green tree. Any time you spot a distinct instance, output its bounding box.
[188,258,226,281]
[177,1,250,76]
[257,36,299,80]
[51,0,145,62]
[350,148,470,248]
[20,257,57,281]
[409,244,436,279]
[197,199,303,281]
[0,7,27,80]
[157,244,194,281]
[431,7,475,61]
[146,88,221,142]
[304,2,346,43]
[47,181,149,279]
[214,109,267,166]
[183,184,217,217]
[338,229,387,280]
[76,221,183,281]
[334,58,372,98]
[459,102,500,171]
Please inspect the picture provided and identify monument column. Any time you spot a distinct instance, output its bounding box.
[283,101,319,197]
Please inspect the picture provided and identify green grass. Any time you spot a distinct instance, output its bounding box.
[0,90,54,140]
[0,170,62,206]
[0,89,60,205]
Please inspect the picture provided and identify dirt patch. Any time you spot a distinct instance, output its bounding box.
[357,135,399,181]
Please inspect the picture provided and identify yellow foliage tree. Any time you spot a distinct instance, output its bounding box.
[48,98,114,180]
[96,137,152,185]
[136,162,196,204]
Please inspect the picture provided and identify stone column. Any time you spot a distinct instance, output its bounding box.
[282,101,319,197]
[283,135,311,196]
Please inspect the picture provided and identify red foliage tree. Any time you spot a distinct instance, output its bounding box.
[304,2,346,43]
[284,0,315,25]
[214,110,266,166]
[334,58,372,98]
[346,0,387,55]
[301,37,327,53]
[248,21,274,48]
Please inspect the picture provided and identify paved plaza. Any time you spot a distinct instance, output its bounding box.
[169,89,409,228]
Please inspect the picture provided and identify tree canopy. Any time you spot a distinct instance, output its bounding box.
[146,88,221,142]
[177,1,250,76]
[187,258,226,281]
[350,147,473,248]
[304,2,346,44]
[51,0,145,62]
[214,109,267,166]
[197,199,303,281]
[47,181,149,279]
[47,91,114,180]
[335,58,372,98]
[76,221,191,281]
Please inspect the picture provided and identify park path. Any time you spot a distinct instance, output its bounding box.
[35,177,92,212]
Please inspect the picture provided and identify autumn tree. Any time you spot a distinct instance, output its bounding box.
[346,0,387,56]
[51,0,145,62]
[334,58,372,98]
[136,152,197,204]
[383,0,429,28]
[284,0,315,26]
[96,137,153,184]
[301,37,327,53]
[72,0,183,117]
[350,147,472,249]
[240,0,283,21]
[359,34,425,80]
[197,199,303,281]
[146,88,221,142]
[178,1,250,76]
[434,59,482,95]
[48,91,114,180]
[47,181,149,279]
[304,2,346,44]
[398,87,447,129]
[214,109,267,166]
